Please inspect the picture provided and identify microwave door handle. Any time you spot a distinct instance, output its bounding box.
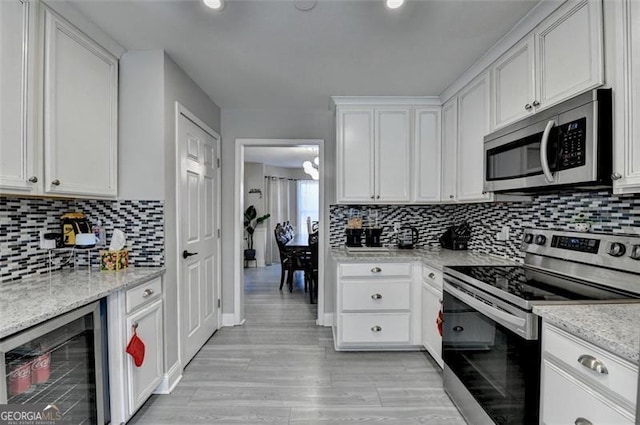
[540,120,556,183]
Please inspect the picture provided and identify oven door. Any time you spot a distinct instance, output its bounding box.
[442,281,540,425]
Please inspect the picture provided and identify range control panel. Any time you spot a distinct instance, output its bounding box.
[551,235,600,254]
[522,228,640,273]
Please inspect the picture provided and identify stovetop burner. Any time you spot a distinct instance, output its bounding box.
[446,265,637,310]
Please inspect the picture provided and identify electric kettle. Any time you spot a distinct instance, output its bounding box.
[397,226,419,249]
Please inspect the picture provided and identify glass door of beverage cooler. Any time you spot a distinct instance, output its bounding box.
[0,302,104,424]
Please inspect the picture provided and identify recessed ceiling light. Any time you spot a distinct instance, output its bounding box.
[203,0,224,11]
[385,0,405,10]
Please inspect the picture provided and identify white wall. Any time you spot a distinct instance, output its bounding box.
[118,50,165,200]
[119,50,221,382]
[220,108,336,320]
[244,162,266,219]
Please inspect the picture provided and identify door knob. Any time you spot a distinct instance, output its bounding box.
[182,250,198,259]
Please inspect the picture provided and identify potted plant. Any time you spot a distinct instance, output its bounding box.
[243,205,270,261]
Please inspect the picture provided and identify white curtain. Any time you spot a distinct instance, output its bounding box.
[264,177,296,265]
[297,180,319,235]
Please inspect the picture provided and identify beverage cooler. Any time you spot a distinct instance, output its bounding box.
[0,302,105,424]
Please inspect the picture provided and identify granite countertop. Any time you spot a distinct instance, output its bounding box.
[0,267,165,339]
[330,246,519,270]
[534,304,640,365]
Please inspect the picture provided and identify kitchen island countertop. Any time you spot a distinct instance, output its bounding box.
[534,303,640,365]
[0,267,165,339]
[330,246,519,270]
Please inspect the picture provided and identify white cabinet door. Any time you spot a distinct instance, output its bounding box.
[0,0,39,193]
[126,299,164,416]
[413,108,441,203]
[337,108,375,203]
[421,283,443,368]
[375,108,411,203]
[535,0,603,110]
[541,359,635,425]
[613,0,640,194]
[491,35,536,130]
[43,8,118,197]
[441,98,457,202]
[456,73,492,202]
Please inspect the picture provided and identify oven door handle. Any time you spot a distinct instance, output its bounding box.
[540,119,556,183]
[444,282,526,331]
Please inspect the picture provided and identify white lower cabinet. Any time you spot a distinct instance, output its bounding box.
[540,322,637,425]
[335,262,421,350]
[421,279,443,368]
[108,277,165,425]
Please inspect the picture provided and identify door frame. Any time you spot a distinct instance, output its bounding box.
[175,102,222,368]
[234,138,326,325]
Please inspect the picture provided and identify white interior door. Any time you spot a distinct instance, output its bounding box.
[178,110,220,365]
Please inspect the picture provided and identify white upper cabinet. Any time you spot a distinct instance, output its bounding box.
[43,8,118,197]
[456,73,493,202]
[491,35,536,129]
[440,98,458,202]
[535,0,603,110]
[0,0,39,193]
[336,105,411,204]
[336,108,375,203]
[413,108,442,203]
[375,108,411,203]
[612,0,640,194]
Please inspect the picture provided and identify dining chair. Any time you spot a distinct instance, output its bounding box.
[307,231,319,304]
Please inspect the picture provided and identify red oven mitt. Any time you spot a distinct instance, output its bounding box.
[436,301,444,337]
[126,328,145,367]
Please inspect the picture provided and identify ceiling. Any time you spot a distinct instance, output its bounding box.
[244,146,319,168]
[69,0,539,109]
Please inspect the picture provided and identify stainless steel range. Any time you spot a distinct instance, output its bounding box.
[442,228,640,425]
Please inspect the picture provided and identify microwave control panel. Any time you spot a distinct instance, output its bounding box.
[557,117,586,170]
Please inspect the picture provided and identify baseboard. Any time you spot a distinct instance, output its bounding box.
[154,361,182,394]
[320,312,333,327]
[222,313,236,327]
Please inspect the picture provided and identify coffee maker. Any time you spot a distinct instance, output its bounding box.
[364,210,383,247]
[397,226,419,249]
[345,209,363,247]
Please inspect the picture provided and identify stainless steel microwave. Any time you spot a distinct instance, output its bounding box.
[483,89,612,193]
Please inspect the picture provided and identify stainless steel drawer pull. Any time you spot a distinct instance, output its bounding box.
[371,293,382,300]
[577,354,608,375]
[143,288,154,298]
[371,267,382,273]
[428,273,436,280]
[574,418,593,425]
[371,325,382,332]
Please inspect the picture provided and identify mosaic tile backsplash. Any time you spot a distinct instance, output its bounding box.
[0,197,164,281]
[330,191,640,261]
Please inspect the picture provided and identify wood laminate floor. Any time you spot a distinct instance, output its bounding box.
[128,265,466,425]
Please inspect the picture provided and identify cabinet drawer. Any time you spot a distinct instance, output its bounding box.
[422,264,442,290]
[541,358,634,425]
[340,263,412,278]
[342,281,410,311]
[341,313,410,344]
[126,277,162,313]
[543,323,638,405]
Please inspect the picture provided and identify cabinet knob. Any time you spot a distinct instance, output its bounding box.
[611,172,622,180]
[371,293,382,300]
[370,267,382,273]
[524,103,532,111]
[449,195,454,199]
[51,179,61,186]
[376,195,380,199]
[577,354,608,375]
[370,195,375,199]
[428,273,436,280]
[371,325,382,332]
[143,288,154,298]
[532,100,540,107]
[132,322,138,330]
[453,325,464,333]
[28,176,38,183]
[574,418,593,425]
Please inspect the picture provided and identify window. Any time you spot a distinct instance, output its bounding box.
[297,180,319,235]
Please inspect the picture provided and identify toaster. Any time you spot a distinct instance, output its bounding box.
[439,222,471,250]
